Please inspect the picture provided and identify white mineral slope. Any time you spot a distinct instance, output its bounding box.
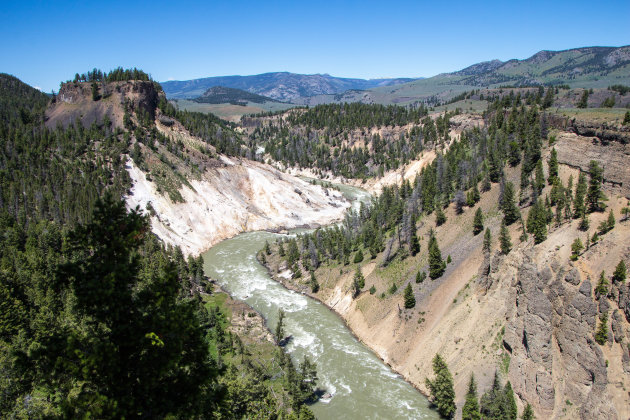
[125,156,350,256]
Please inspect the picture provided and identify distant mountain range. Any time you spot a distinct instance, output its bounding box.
[450,45,630,86]
[161,72,418,102]
[303,46,630,105]
[162,46,630,106]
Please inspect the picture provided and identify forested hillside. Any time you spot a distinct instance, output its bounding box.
[261,94,630,419]
[243,102,454,179]
[264,97,549,276]
[0,72,319,418]
[3,63,629,419]
[194,86,280,105]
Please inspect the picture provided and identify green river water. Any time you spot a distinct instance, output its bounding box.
[202,183,437,419]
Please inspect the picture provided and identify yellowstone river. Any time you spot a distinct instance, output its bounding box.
[202,183,437,419]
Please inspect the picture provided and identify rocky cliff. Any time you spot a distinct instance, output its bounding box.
[45,79,351,255]
[263,143,630,418]
[45,80,160,129]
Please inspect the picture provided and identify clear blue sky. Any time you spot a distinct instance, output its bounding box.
[1,0,628,92]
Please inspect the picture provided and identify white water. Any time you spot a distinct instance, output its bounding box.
[202,183,437,419]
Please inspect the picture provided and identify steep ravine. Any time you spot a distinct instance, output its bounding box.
[264,172,630,419]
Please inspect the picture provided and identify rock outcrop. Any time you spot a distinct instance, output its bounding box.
[504,258,556,413]
[554,131,630,198]
[46,80,160,129]
[546,113,630,145]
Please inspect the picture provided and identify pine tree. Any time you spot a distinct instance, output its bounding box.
[547,148,558,185]
[542,87,554,109]
[595,312,608,345]
[292,263,303,279]
[587,160,606,212]
[543,196,553,223]
[501,182,521,225]
[436,207,447,226]
[91,81,100,101]
[275,309,286,343]
[462,374,481,420]
[310,271,320,293]
[554,195,564,226]
[404,283,416,309]
[353,268,365,297]
[473,207,484,235]
[410,224,420,256]
[577,89,589,108]
[500,219,512,255]
[508,141,521,166]
[279,241,286,257]
[570,238,583,261]
[428,232,446,279]
[480,371,505,420]
[425,354,456,419]
[287,240,300,265]
[549,177,563,206]
[52,196,216,416]
[354,249,364,263]
[565,175,574,219]
[520,162,530,190]
[519,216,528,242]
[482,172,492,192]
[522,403,535,420]
[573,173,587,219]
[606,209,615,231]
[504,381,518,420]
[471,183,481,203]
[527,199,548,244]
[595,270,609,297]
[612,260,626,283]
[483,228,492,252]
[591,231,600,244]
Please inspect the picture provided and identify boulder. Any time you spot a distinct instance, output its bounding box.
[564,267,582,286]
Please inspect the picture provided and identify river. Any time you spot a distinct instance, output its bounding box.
[202,182,437,419]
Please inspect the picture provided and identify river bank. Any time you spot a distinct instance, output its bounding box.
[257,251,435,401]
[201,182,438,419]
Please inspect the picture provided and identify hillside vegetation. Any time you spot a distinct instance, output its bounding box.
[2,54,630,419]
[0,71,322,419]
[194,85,280,105]
[243,102,454,179]
[261,95,630,419]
